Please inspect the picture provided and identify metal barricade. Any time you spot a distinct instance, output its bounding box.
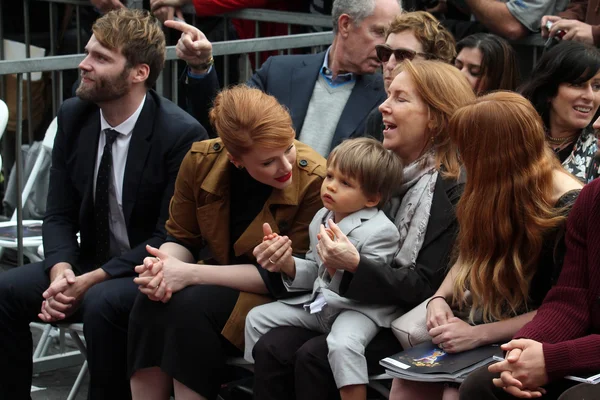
[0,1,335,266]
[0,0,547,266]
[0,30,333,267]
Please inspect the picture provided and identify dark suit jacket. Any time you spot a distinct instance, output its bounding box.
[338,173,465,310]
[184,52,386,150]
[363,108,384,142]
[43,90,207,278]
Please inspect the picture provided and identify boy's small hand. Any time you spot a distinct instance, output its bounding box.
[324,228,335,241]
[316,220,360,273]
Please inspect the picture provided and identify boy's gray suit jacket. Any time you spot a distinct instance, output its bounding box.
[281,206,402,327]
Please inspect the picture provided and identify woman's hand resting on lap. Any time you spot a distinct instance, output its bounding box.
[426,296,453,330]
[427,297,482,353]
[429,317,482,353]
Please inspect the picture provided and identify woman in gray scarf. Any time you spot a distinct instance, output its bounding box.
[251,60,475,400]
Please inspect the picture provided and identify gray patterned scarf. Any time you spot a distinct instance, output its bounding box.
[384,152,438,268]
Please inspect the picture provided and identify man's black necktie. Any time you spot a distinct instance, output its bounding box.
[95,128,119,265]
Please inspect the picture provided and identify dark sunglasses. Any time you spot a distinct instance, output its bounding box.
[375,44,434,63]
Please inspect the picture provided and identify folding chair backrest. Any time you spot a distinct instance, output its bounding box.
[0,100,8,142]
[42,117,57,151]
[9,117,58,221]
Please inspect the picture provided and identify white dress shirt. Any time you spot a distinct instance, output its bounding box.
[94,95,146,257]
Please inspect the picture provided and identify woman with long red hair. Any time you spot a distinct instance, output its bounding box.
[390,91,583,400]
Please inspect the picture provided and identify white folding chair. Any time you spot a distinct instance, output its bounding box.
[0,117,57,262]
[57,323,88,400]
[0,99,9,172]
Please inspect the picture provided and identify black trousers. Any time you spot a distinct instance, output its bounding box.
[128,284,242,400]
[459,365,578,400]
[252,326,401,400]
[0,262,138,400]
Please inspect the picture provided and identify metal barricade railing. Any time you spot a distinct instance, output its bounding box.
[0,2,334,106]
[0,0,334,265]
[0,30,333,265]
[0,0,548,265]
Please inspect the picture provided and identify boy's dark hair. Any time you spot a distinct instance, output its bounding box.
[328,137,403,206]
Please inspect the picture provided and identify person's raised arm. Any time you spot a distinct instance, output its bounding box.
[465,0,530,40]
[541,15,597,45]
[166,19,219,137]
[165,19,214,75]
[149,0,188,21]
[557,0,587,21]
[90,0,124,14]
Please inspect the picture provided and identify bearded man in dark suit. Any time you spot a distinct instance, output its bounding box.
[0,8,206,400]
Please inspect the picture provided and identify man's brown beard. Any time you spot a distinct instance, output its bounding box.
[76,67,131,103]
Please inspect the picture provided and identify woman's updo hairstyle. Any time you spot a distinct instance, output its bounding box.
[209,85,295,157]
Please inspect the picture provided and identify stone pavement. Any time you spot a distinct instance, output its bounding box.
[31,364,88,400]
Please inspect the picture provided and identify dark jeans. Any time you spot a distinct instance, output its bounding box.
[0,262,138,400]
[252,326,401,400]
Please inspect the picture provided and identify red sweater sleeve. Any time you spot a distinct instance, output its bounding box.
[542,336,600,380]
[193,0,270,16]
[516,181,600,381]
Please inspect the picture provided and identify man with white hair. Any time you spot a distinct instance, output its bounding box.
[169,0,402,156]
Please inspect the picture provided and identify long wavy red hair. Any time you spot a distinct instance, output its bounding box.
[448,91,566,322]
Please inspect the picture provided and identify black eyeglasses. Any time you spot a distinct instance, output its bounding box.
[375,44,434,63]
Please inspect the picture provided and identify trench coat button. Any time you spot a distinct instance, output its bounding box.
[212,143,221,151]
[299,159,308,167]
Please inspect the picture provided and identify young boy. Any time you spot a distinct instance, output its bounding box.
[245,137,403,400]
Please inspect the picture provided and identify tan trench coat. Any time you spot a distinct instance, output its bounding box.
[165,138,326,348]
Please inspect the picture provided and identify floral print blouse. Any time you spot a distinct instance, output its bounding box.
[562,126,600,183]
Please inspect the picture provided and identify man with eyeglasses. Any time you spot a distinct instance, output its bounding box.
[169,0,402,157]
[364,12,457,140]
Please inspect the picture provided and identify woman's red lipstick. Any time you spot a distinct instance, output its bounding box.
[275,171,292,182]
